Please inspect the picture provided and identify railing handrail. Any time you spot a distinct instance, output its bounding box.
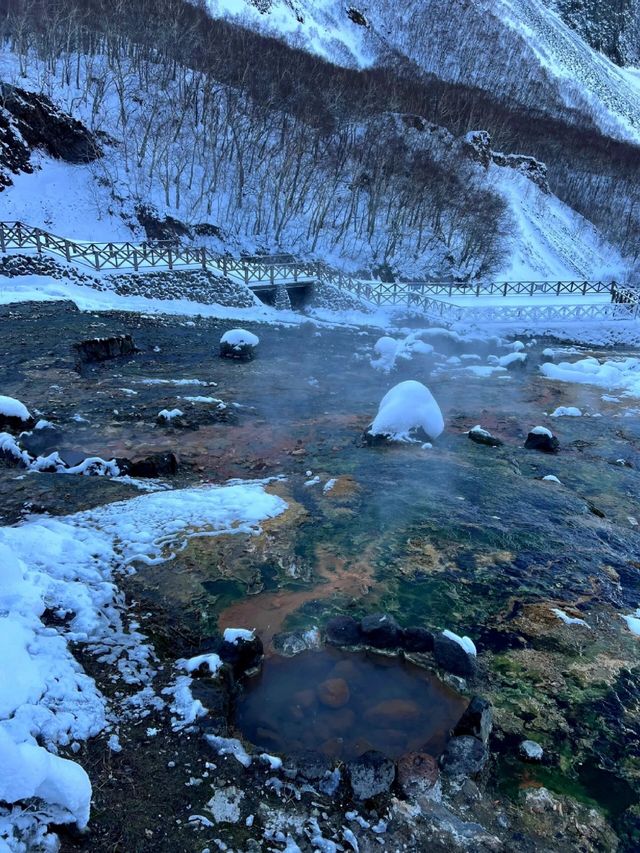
[0,220,635,323]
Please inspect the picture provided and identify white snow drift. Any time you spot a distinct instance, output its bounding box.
[0,481,286,846]
[368,380,444,443]
[0,396,31,422]
[541,357,640,398]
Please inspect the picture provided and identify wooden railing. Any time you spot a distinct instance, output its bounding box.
[0,221,636,323]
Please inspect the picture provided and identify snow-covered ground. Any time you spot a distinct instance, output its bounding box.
[0,481,287,848]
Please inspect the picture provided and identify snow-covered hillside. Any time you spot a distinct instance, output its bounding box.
[203,0,640,143]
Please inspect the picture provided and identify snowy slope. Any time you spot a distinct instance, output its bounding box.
[491,166,625,280]
[203,0,640,143]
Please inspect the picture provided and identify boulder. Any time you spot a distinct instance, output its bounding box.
[73,334,136,364]
[286,750,332,783]
[117,451,178,478]
[397,752,441,800]
[360,613,401,649]
[468,425,503,448]
[0,395,35,433]
[218,629,263,675]
[219,329,259,360]
[453,697,493,744]
[524,427,559,453]
[433,633,477,679]
[346,750,396,800]
[324,615,362,646]
[440,736,489,779]
[401,626,435,653]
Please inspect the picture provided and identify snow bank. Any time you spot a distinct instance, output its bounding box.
[0,481,286,844]
[551,608,590,629]
[368,381,444,443]
[0,396,31,422]
[541,357,640,398]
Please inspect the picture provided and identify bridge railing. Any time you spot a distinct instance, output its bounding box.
[0,221,636,321]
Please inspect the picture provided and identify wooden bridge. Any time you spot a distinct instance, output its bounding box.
[0,221,637,325]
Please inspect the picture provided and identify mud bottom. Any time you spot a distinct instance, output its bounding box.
[235,647,468,761]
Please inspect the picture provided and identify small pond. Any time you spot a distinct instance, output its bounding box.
[235,647,468,761]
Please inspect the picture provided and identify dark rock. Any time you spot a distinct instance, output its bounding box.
[218,632,263,675]
[440,736,489,779]
[453,697,493,744]
[397,752,441,800]
[433,633,477,679]
[524,429,559,453]
[136,203,191,244]
[346,750,396,800]
[0,413,35,434]
[73,334,136,364]
[360,613,401,649]
[191,678,232,736]
[287,750,332,783]
[468,427,503,448]
[401,626,434,653]
[0,83,100,189]
[324,615,362,646]
[220,341,256,361]
[117,452,178,478]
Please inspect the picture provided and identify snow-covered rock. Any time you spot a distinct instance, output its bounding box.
[0,395,33,431]
[220,329,259,360]
[525,426,559,453]
[367,381,444,444]
[468,425,503,447]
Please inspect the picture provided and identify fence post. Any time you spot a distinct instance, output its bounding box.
[201,248,207,270]
[0,225,5,254]
[133,249,138,272]
[15,222,22,246]
[65,240,71,262]
[94,248,100,269]
[476,282,480,296]
[168,248,173,271]
[35,229,42,254]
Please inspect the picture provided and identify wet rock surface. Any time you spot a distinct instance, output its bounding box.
[1,300,640,851]
[346,750,396,799]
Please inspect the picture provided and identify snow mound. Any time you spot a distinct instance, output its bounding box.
[550,406,582,417]
[531,426,553,437]
[0,395,31,422]
[0,729,91,829]
[220,329,259,348]
[368,381,444,443]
